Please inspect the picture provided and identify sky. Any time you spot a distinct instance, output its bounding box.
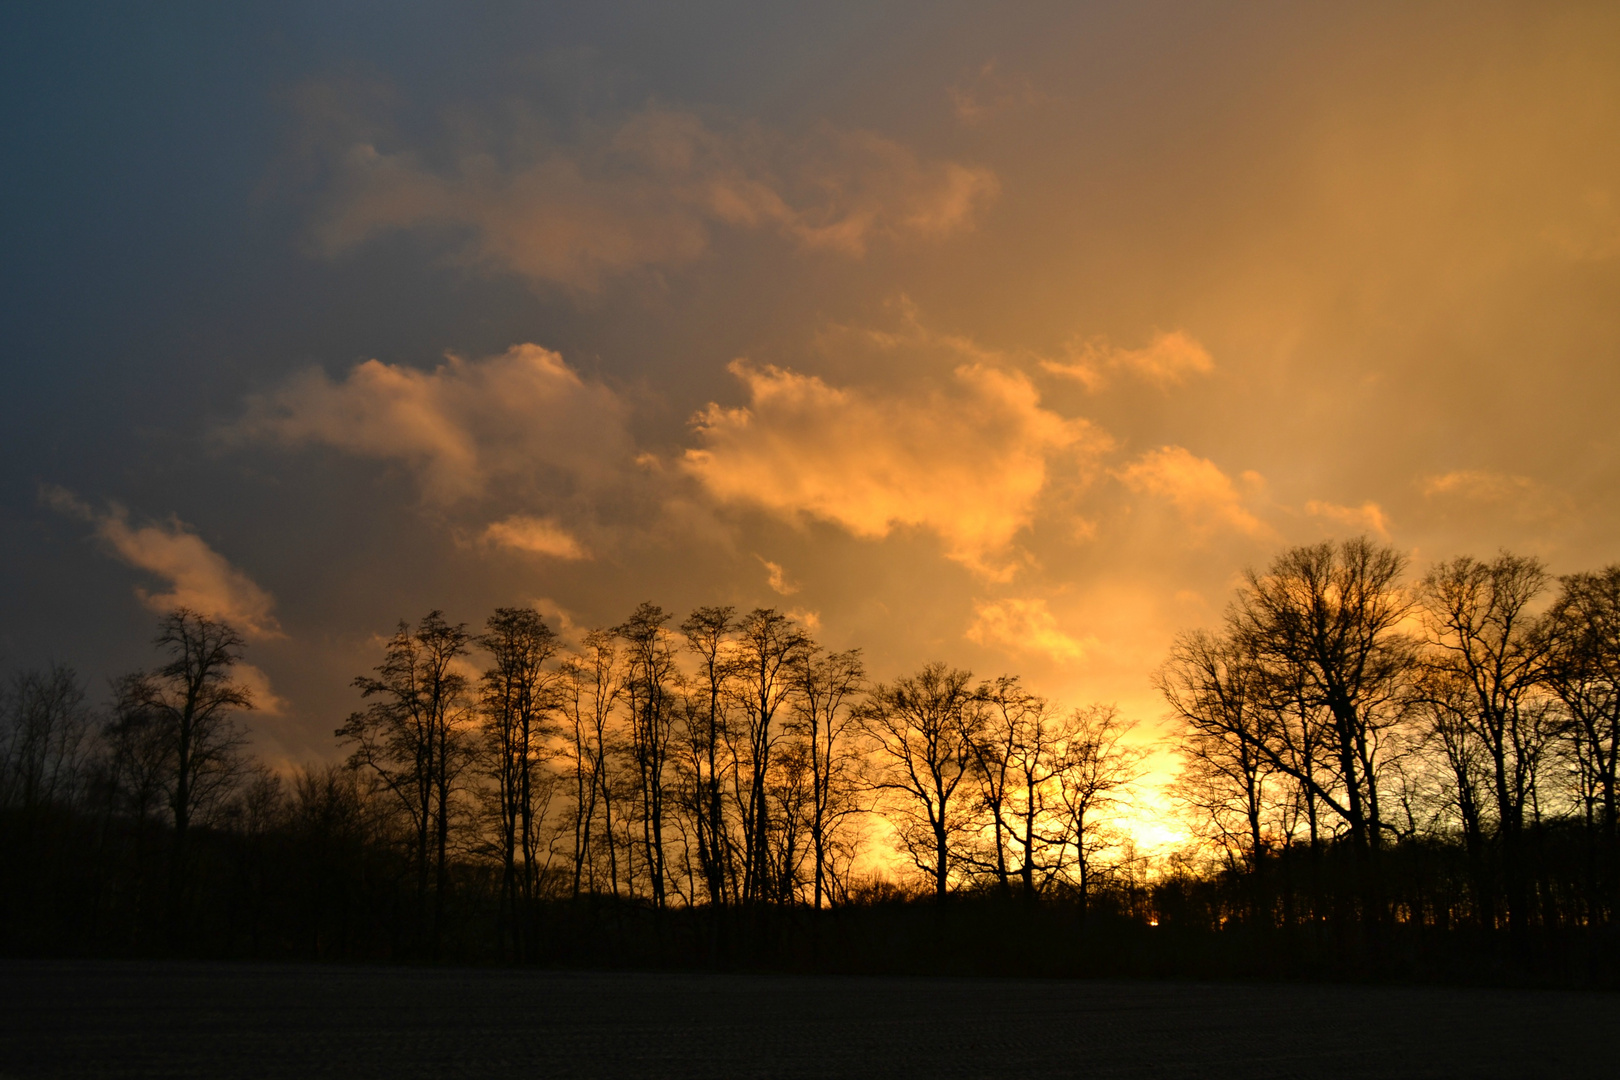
[4,1,1619,774]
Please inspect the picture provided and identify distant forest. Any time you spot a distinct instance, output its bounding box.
[3,538,1617,985]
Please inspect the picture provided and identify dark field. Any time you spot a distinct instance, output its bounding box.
[0,961,1613,1079]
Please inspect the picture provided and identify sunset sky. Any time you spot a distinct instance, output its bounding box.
[4,2,1619,774]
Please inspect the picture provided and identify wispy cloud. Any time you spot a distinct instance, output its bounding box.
[1421,469,1535,502]
[309,105,998,291]
[948,60,1047,125]
[1420,469,1572,523]
[1042,330,1215,391]
[757,555,799,596]
[42,486,282,640]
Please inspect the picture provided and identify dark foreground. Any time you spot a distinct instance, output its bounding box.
[1,961,1613,1079]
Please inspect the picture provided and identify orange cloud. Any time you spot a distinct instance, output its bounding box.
[311,108,998,290]
[1420,469,1572,523]
[232,661,288,716]
[966,597,1087,662]
[684,360,1105,578]
[1305,499,1391,538]
[481,515,589,560]
[757,556,800,596]
[1042,330,1215,391]
[236,343,631,505]
[43,487,281,640]
[787,608,822,632]
[1116,446,1270,538]
[1421,469,1535,502]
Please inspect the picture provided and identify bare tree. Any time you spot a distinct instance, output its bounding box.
[1419,553,1551,941]
[1540,566,1620,922]
[730,608,813,903]
[478,606,560,959]
[0,663,95,816]
[336,610,472,958]
[997,691,1074,899]
[1406,660,1495,921]
[1159,630,1278,879]
[1231,538,1414,918]
[965,680,1088,901]
[859,663,981,901]
[680,606,737,906]
[963,675,1025,895]
[116,610,254,935]
[793,647,865,908]
[1052,705,1144,916]
[560,629,622,899]
[617,603,677,908]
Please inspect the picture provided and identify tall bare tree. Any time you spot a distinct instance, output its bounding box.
[794,647,865,908]
[1419,553,1552,939]
[116,609,254,937]
[560,629,622,900]
[681,606,737,906]
[998,692,1074,899]
[478,606,561,959]
[966,679,1088,900]
[730,608,813,903]
[1541,566,1620,922]
[1159,630,1277,878]
[1233,539,1414,915]
[1053,705,1143,916]
[963,675,1027,896]
[860,663,981,901]
[336,610,472,958]
[617,603,677,908]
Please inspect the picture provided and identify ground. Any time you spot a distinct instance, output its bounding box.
[0,961,1612,1078]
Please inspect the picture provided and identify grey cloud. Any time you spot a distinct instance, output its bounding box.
[308,106,999,291]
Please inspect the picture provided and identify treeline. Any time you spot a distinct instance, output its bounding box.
[0,604,1143,965]
[2,538,1617,984]
[1157,540,1619,964]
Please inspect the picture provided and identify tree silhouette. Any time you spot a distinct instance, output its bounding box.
[114,609,253,943]
[477,606,561,959]
[560,629,622,900]
[680,605,737,906]
[1159,629,1280,921]
[794,647,864,908]
[1541,566,1620,923]
[1054,704,1143,917]
[617,602,677,908]
[730,608,813,904]
[1,663,94,819]
[860,663,980,901]
[1419,553,1552,943]
[337,610,472,958]
[1235,539,1413,927]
